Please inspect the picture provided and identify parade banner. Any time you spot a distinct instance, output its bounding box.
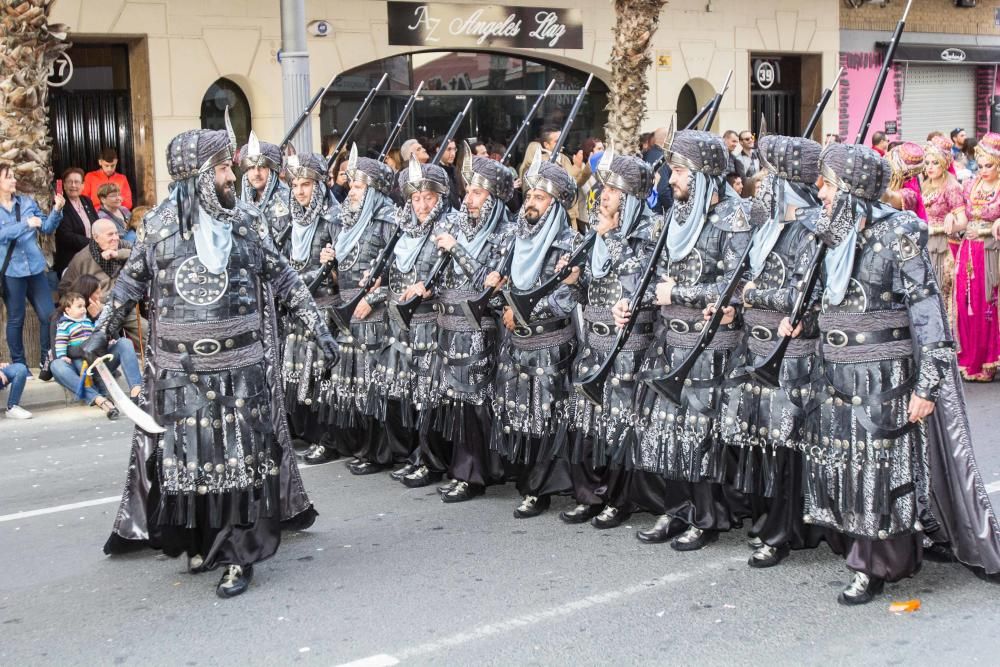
[387,2,583,49]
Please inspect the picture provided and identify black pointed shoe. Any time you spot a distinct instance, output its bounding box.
[670,526,719,552]
[348,460,389,476]
[748,543,790,569]
[402,465,442,488]
[559,503,602,524]
[442,481,484,504]
[216,564,253,598]
[837,572,885,606]
[390,463,418,481]
[188,554,205,573]
[304,445,337,465]
[591,506,630,529]
[636,514,685,544]
[437,479,459,495]
[513,495,551,518]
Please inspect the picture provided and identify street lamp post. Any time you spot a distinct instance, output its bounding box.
[280,0,313,153]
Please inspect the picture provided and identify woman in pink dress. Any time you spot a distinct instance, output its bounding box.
[954,132,1000,381]
[922,135,965,327]
[883,141,928,221]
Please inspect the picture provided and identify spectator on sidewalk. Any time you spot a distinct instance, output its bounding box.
[400,139,429,166]
[54,167,98,277]
[82,148,133,210]
[872,131,889,157]
[95,183,134,243]
[1,361,31,419]
[723,130,739,153]
[0,161,65,375]
[643,127,674,214]
[733,130,760,180]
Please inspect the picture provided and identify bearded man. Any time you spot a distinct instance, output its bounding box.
[87,122,337,598]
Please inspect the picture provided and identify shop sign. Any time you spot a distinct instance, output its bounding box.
[387,2,583,49]
[884,120,898,135]
[47,52,73,87]
[755,61,776,89]
[940,48,967,63]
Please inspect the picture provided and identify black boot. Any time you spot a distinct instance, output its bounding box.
[348,460,390,475]
[591,505,630,529]
[304,444,337,465]
[636,514,684,544]
[670,526,719,552]
[513,495,551,518]
[216,564,254,598]
[390,463,418,481]
[437,479,459,495]
[402,465,442,488]
[441,481,484,503]
[837,571,885,606]
[748,543,790,569]
[558,503,602,524]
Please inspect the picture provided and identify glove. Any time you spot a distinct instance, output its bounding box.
[82,331,109,365]
[317,332,339,368]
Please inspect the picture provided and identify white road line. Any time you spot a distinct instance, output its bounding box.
[336,567,709,666]
[986,480,1000,494]
[0,496,120,523]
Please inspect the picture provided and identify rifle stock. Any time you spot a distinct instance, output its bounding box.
[387,251,451,331]
[503,231,597,327]
[329,227,403,335]
[379,81,425,161]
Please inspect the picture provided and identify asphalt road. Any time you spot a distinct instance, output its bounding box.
[2,384,1000,666]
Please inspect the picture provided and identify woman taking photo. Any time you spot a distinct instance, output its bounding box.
[921,135,965,326]
[954,133,1000,381]
[54,167,98,276]
[0,161,64,374]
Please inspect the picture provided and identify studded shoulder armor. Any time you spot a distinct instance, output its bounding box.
[710,196,752,233]
[890,210,927,262]
[143,200,181,244]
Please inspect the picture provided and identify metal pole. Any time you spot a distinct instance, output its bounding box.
[280,0,313,153]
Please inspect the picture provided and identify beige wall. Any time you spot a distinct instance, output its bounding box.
[841,0,1000,36]
[53,0,840,199]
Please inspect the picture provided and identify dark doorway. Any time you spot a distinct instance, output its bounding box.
[750,55,802,137]
[201,78,252,148]
[49,44,137,199]
[676,84,698,130]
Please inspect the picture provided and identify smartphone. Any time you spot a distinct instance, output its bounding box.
[55,179,63,196]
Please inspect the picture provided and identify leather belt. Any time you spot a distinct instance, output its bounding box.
[512,317,571,339]
[586,320,652,337]
[159,330,259,356]
[823,326,910,348]
[750,324,777,342]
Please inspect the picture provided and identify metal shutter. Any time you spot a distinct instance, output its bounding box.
[900,65,976,143]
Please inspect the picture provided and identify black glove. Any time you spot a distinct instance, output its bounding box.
[317,332,339,368]
[82,331,109,365]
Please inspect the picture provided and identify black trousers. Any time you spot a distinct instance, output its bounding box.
[447,403,505,487]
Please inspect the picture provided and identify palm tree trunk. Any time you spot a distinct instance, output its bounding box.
[604,0,668,154]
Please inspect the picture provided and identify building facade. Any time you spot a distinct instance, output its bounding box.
[49,0,841,202]
[839,0,1000,145]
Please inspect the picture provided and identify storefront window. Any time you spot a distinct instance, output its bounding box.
[320,51,608,165]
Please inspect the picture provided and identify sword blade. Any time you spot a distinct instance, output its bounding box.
[92,360,166,434]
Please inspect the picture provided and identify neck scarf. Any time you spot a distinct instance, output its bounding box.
[289,184,326,264]
[335,186,378,259]
[394,197,445,273]
[590,194,641,279]
[511,203,565,290]
[455,196,502,276]
[193,172,239,274]
[666,171,714,261]
[241,170,278,209]
[821,197,896,305]
[88,239,123,279]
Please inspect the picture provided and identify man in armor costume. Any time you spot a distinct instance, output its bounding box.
[492,152,582,519]
[727,134,838,568]
[372,160,460,488]
[427,146,512,503]
[87,125,337,597]
[326,148,401,476]
[563,146,657,528]
[773,142,1000,605]
[277,152,342,464]
[237,131,291,244]
[616,130,754,550]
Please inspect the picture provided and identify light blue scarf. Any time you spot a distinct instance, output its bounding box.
[822,200,896,305]
[666,172,715,261]
[194,205,233,274]
[456,197,503,276]
[511,205,565,290]
[335,186,382,259]
[590,194,643,279]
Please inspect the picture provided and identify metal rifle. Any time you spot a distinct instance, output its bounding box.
[802,67,845,138]
[308,258,337,295]
[500,79,556,164]
[702,69,733,131]
[572,69,733,405]
[331,72,389,156]
[378,81,425,161]
[279,72,339,152]
[386,99,474,330]
[751,0,912,388]
[461,75,593,328]
[649,100,714,173]
[328,227,403,336]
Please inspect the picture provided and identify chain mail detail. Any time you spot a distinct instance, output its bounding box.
[196,170,242,225]
[458,196,494,239]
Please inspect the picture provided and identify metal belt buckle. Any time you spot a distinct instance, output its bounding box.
[590,322,611,336]
[669,319,690,334]
[825,329,848,348]
[513,325,531,338]
[192,338,222,356]
[750,325,773,342]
